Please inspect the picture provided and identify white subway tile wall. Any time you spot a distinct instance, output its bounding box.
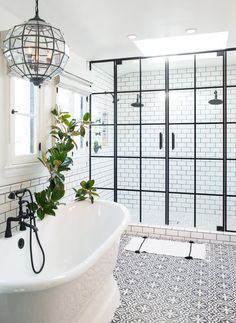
[117,190,140,223]
[91,59,236,233]
[0,156,89,237]
[91,157,114,188]
[117,158,140,190]
[142,192,165,226]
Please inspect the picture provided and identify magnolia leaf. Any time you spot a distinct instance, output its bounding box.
[80,125,86,137]
[83,112,90,122]
[37,209,45,220]
[51,187,65,202]
[71,131,80,136]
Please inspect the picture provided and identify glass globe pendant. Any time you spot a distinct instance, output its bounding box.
[3,0,69,86]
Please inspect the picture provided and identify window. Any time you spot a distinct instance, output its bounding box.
[10,77,40,164]
[57,87,88,155]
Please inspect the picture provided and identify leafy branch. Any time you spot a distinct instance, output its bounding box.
[74,180,98,204]
[29,105,95,220]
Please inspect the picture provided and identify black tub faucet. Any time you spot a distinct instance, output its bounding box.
[5,189,38,238]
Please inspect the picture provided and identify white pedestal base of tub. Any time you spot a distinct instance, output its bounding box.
[79,277,120,323]
[0,200,129,323]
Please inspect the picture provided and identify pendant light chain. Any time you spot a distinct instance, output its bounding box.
[35,0,39,16]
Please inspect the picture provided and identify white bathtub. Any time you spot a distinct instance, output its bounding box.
[0,200,129,323]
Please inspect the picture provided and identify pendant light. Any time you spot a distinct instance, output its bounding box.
[3,0,69,86]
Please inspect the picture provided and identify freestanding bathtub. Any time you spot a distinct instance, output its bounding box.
[0,200,129,323]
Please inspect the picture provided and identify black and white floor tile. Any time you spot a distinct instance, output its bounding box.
[111,235,236,323]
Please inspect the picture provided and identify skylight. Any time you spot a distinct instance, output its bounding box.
[134,32,228,56]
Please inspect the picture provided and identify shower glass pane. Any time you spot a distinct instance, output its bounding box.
[117,125,140,157]
[142,159,165,191]
[142,125,165,157]
[117,190,140,223]
[91,94,114,124]
[91,157,114,189]
[142,91,165,124]
[142,192,165,226]
[227,161,236,196]
[196,52,223,87]
[141,57,165,90]
[227,50,236,86]
[227,88,236,122]
[196,195,223,231]
[117,59,140,92]
[97,189,114,201]
[117,158,140,190]
[117,92,140,124]
[227,197,236,231]
[92,62,114,93]
[169,159,194,193]
[169,90,194,123]
[196,160,223,195]
[169,54,194,89]
[227,124,236,159]
[91,126,114,156]
[196,88,223,123]
[196,124,223,159]
[169,125,194,158]
[169,194,194,228]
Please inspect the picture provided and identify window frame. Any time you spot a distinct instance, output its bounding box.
[8,76,41,166]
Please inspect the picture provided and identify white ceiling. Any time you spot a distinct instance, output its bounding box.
[0,0,236,61]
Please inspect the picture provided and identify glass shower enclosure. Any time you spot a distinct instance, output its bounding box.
[89,49,236,233]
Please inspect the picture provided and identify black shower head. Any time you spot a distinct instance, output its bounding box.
[208,91,223,105]
[131,94,144,108]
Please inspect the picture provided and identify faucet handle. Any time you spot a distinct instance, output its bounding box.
[21,221,38,232]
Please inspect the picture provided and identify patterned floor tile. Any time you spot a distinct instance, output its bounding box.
[111,235,236,323]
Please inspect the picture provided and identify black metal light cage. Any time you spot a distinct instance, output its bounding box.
[3,0,69,86]
[89,47,236,233]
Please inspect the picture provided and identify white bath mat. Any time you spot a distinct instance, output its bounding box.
[125,237,206,260]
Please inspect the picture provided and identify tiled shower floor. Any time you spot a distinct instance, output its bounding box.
[111,235,236,323]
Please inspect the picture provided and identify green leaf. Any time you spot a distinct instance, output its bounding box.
[37,209,45,220]
[87,179,95,188]
[43,208,56,216]
[74,179,99,204]
[61,113,71,119]
[80,125,85,137]
[35,191,46,206]
[71,131,80,136]
[51,187,65,202]
[83,112,90,122]
[51,107,59,116]
[58,130,64,140]
[28,202,38,212]
[91,192,99,196]
[80,180,87,189]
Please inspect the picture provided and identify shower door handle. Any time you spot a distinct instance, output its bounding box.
[159,132,163,150]
[172,133,175,150]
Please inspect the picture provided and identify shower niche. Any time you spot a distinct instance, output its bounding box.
[90,50,236,233]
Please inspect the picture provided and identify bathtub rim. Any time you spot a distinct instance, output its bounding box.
[0,200,129,294]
